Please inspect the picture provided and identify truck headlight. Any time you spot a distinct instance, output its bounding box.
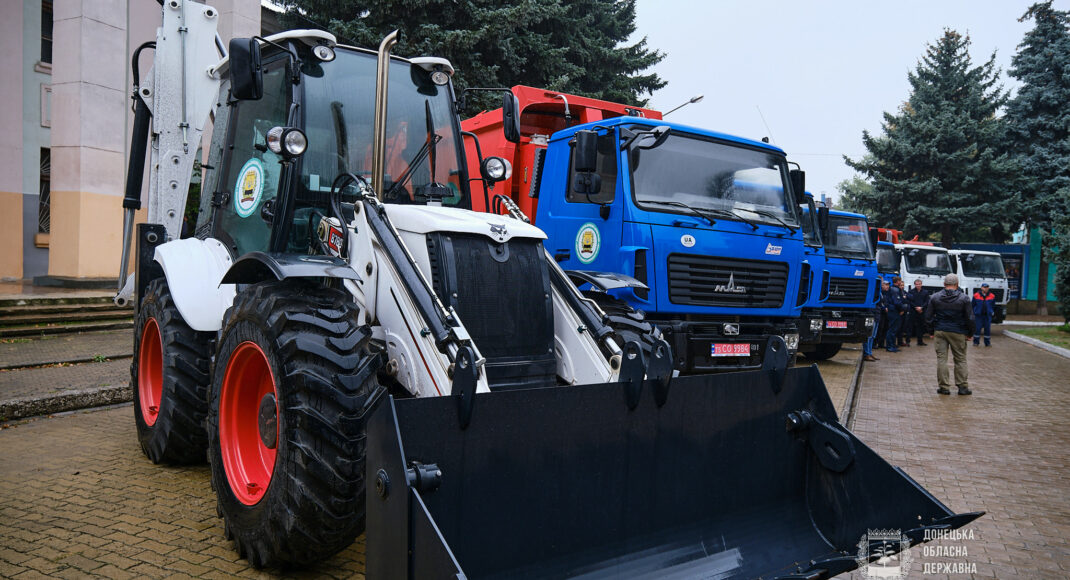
[865,317,875,328]
[809,318,823,332]
[783,333,800,351]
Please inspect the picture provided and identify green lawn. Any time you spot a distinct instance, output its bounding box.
[1011,325,1070,350]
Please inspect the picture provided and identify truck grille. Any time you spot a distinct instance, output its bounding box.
[988,288,1005,302]
[667,254,788,308]
[826,277,869,304]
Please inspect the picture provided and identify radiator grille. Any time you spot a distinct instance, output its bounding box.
[826,277,869,304]
[667,254,788,308]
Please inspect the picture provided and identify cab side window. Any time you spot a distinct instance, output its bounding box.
[214,63,289,256]
[566,133,617,205]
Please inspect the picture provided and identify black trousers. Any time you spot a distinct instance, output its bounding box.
[905,310,927,343]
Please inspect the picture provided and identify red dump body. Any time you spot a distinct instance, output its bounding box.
[872,227,935,246]
[461,85,661,217]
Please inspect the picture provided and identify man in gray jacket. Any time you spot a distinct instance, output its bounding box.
[924,273,977,395]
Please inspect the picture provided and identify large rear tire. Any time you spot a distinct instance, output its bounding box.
[803,342,842,361]
[131,278,212,463]
[582,291,663,356]
[207,280,380,568]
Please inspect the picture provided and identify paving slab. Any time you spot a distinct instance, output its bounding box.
[842,328,1070,578]
[0,329,133,370]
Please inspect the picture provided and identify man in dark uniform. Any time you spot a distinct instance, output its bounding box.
[883,277,906,353]
[875,280,890,349]
[973,283,996,346]
[905,278,930,346]
[925,273,976,395]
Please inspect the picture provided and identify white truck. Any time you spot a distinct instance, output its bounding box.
[950,249,1009,323]
[894,243,954,296]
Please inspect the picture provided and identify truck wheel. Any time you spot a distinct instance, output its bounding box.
[207,280,380,568]
[132,278,212,464]
[803,342,842,361]
[582,291,663,357]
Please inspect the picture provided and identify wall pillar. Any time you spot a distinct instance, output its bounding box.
[0,2,25,280]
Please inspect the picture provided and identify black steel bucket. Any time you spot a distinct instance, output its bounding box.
[366,365,981,579]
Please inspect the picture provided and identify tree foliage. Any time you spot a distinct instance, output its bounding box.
[844,30,1018,247]
[278,0,666,111]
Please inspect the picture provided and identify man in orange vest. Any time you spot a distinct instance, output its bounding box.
[972,283,996,347]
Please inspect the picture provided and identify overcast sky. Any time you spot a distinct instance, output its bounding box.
[633,0,1070,204]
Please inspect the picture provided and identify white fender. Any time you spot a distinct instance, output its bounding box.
[154,237,237,332]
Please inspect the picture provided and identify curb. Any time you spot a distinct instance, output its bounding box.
[0,353,132,372]
[0,383,132,421]
[842,348,865,429]
[1003,330,1070,360]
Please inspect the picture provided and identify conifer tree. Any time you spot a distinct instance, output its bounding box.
[278,0,665,111]
[845,30,1017,247]
[1006,2,1070,314]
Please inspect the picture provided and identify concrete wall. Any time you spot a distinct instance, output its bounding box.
[0,2,24,280]
[22,0,52,280]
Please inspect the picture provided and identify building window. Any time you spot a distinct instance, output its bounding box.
[41,1,53,65]
[39,149,50,234]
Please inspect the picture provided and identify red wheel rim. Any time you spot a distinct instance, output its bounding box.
[137,318,163,427]
[219,341,278,505]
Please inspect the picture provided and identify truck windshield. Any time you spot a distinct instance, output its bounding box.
[959,253,1005,278]
[630,133,798,227]
[903,248,951,275]
[876,247,898,273]
[299,49,467,207]
[825,215,872,259]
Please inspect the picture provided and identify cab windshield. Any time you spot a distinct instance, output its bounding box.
[299,49,467,207]
[903,248,951,275]
[630,132,798,227]
[876,246,898,273]
[825,215,873,259]
[959,254,1005,278]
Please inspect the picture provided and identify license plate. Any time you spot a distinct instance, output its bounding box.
[826,320,848,329]
[711,343,751,357]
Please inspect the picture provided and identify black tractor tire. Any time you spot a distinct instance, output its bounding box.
[803,342,842,361]
[582,290,663,358]
[207,279,380,568]
[131,278,213,464]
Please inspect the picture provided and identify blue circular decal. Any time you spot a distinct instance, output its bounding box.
[575,223,601,264]
[234,158,265,218]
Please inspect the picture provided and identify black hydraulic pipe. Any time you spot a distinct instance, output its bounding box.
[123,96,152,210]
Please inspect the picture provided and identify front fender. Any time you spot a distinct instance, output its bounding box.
[154,238,236,332]
[566,270,649,292]
[220,252,360,285]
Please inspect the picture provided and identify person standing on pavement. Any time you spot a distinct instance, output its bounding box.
[863,278,885,362]
[973,283,996,347]
[883,277,906,353]
[875,280,890,349]
[925,273,976,395]
[905,279,930,346]
[895,278,910,347]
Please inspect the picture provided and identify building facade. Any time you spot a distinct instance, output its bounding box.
[1,0,262,284]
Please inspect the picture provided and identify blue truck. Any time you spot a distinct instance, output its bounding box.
[797,203,880,360]
[464,91,808,372]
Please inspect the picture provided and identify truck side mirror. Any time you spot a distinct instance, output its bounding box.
[573,130,598,173]
[790,169,806,204]
[229,38,263,101]
[868,229,879,258]
[502,91,521,144]
[817,206,829,234]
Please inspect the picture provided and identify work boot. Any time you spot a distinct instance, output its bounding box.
[863,355,878,362]
[903,342,911,347]
[937,387,951,395]
[973,340,980,346]
[917,341,926,346]
[984,342,991,347]
[958,387,972,395]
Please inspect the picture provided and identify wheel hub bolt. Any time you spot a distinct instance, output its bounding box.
[258,393,278,449]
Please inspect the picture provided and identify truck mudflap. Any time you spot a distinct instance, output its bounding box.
[366,347,981,579]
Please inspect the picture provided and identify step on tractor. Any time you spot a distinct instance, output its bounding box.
[797,202,880,361]
[117,2,981,577]
[461,87,808,373]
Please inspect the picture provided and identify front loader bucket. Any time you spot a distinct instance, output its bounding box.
[366,365,981,579]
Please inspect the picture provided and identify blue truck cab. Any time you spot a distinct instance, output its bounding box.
[795,204,879,360]
[535,117,807,372]
[875,240,900,284]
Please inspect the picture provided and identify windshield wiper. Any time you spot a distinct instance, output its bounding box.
[702,207,760,231]
[743,208,797,232]
[384,105,443,202]
[637,199,716,226]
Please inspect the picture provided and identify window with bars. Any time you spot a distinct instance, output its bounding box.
[39,149,50,233]
[41,1,53,64]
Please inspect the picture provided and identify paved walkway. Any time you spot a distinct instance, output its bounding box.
[0,329,132,370]
[848,327,1070,578]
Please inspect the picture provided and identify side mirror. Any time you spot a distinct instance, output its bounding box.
[573,130,598,173]
[229,38,263,101]
[789,169,806,204]
[868,229,879,257]
[817,206,830,234]
[502,91,521,144]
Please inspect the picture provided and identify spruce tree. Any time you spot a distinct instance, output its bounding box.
[277,0,665,111]
[1006,1,1070,315]
[845,30,1017,247]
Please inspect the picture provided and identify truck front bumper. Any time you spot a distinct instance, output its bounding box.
[799,308,874,348]
[654,318,800,373]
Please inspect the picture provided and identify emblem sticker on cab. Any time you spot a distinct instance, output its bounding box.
[765,243,782,256]
[681,234,696,248]
[576,223,601,264]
